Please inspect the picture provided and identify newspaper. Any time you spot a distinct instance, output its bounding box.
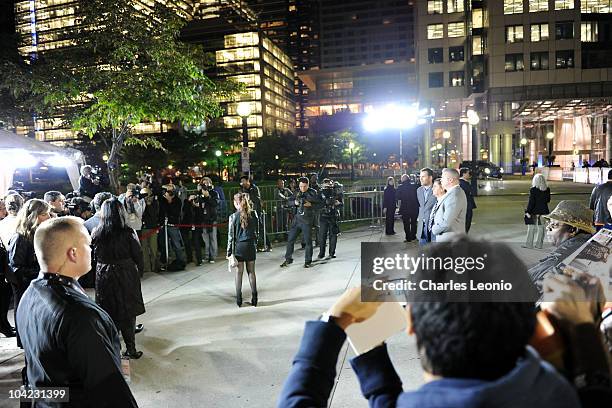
[557,227,612,298]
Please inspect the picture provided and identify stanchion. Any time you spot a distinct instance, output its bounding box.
[262,210,269,249]
[164,217,169,264]
[369,192,382,229]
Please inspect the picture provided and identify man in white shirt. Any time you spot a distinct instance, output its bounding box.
[429,168,467,242]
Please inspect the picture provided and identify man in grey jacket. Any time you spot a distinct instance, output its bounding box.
[430,168,467,242]
[416,168,436,244]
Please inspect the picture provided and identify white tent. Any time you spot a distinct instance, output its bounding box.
[0,129,84,195]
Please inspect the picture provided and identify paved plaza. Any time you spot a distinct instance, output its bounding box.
[0,179,594,407]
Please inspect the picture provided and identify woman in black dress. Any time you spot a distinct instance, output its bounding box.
[92,198,145,359]
[8,199,51,345]
[383,177,397,235]
[227,193,259,307]
[523,174,551,249]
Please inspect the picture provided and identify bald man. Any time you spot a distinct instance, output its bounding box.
[16,216,137,407]
[429,168,467,242]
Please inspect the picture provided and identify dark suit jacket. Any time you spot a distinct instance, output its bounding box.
[395,182,419,216]
[459,179,477,211]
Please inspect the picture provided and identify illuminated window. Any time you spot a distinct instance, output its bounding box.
[530,52,549,70]
[427,24,444,39]
[531,23,549,41]
[472,9,484,29]
[555,50,574,68]
[449,71,465,87]
[429,72,444,88]
[504,0,523,14]
[581,22,599,42]
[555,21,574,40]
[506,25,524,43]
[530,0,548,12]
[448,22,465,38]
[581,0,612,12]
[447,0,464,13]
[427,0,443,14]
[505,53,524,71]
[449,46,464,62]
[555,0,574,9]
[428,48,443,63]
[472,36,484,55]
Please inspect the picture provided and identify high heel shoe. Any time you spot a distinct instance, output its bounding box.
[122,350,143,359]
[236,293,243,307]
[251,292,258,307]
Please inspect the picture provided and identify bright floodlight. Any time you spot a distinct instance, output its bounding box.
[466,109,479,126]
[47,155,71,167]
[442,131,451,139]
[215,150,222,157]
[8,149,37,168]
[546,132,555,140]
[236,102,252,117]
[363,103,423,132]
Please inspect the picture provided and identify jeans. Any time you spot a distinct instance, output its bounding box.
[161,226,185,264]
[525,216,545,248]
[202,226,218,261]
[285,218,313,263]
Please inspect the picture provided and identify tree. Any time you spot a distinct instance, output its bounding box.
[0,0,240,192]
[303,129,365,176]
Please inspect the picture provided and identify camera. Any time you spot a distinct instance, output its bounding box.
[320,180,343,217]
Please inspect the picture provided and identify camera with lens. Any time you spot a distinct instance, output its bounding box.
[320,180,343,217]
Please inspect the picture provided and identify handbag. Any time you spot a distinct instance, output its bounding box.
[227,254,239,274]
[524,212,535,225]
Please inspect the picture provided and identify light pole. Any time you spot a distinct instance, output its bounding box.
[442,130,450,168]
[436,143,443,168]
[237,102,252,177]
[520,138,527,176]
[467,109,480,196]
[546,131,554,167]
[349,142,355,181]
[215,149,222,179]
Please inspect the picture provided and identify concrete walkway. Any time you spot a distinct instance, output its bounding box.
[0,180,592,407]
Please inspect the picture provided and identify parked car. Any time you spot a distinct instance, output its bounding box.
[459,161,504,179]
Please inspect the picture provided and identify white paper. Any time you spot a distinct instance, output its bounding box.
[345,302,407,355]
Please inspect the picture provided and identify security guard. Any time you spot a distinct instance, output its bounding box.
[280,177,321,268]
[317,178,343,259]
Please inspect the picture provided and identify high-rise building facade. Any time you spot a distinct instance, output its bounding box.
[417,0,612,171]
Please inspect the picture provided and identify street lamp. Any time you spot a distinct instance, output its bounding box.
[442,130,451,168]
[520,138,528,176]
[215,149,222,178]
[363,103,435,171]
[237,102,252,176]
[348,141,355,181]
[467,109,479,196]
[546,132,554,167]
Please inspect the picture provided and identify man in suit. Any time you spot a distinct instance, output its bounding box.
[416,168,436,244]
[430,168,467,242]
[396,174,419,242]
[459,167,477,232]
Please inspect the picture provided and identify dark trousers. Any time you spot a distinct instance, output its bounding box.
[0,277,12,330]
[318,217,339,257]
[285,218,313,263]
[312,211,320,246]
[10,282,27,347]
[192,228,204,262]
[384,209,395,234]
[401,213,418,241]
[180,229,193,263]
[466,209,473,233]
[115,316,137,353]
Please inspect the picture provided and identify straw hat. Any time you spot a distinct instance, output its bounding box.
[542,200,595,234]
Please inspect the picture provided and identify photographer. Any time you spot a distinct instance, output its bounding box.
[119,183,146,233]
[159,185,185,271]
[195,177,219,264]
[309,174,321,247]
[317,179,343,260]
[278,238,594,408]
[78,165,101,203]
[43,191,67,217]
[280,177,321,268]
[240,175,271,252]
[141,188,160,273]
[274,179,292,237]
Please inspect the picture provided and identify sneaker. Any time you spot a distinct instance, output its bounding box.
[317,254,325,260]
[304,262,313,268]
[327,254,336,259]
[208,259,215,264]
[280,260,293,267]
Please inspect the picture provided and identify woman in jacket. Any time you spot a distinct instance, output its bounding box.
[8,198,51,346]
[523,174,551,249]
[92,198,145,359]
[383,177,397,235]
[227,193,259,307]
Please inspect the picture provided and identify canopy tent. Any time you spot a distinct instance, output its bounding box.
[0,129,84,195]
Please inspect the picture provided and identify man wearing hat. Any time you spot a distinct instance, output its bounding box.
[528,200,595,291]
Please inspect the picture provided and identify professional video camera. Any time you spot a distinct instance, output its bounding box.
[320,180,343,217]
[65,193,91,217]
[8,182,35,200]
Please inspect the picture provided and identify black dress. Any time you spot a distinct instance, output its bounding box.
[227,211,259,262]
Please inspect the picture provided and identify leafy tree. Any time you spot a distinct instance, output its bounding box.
[0,0,240,191]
